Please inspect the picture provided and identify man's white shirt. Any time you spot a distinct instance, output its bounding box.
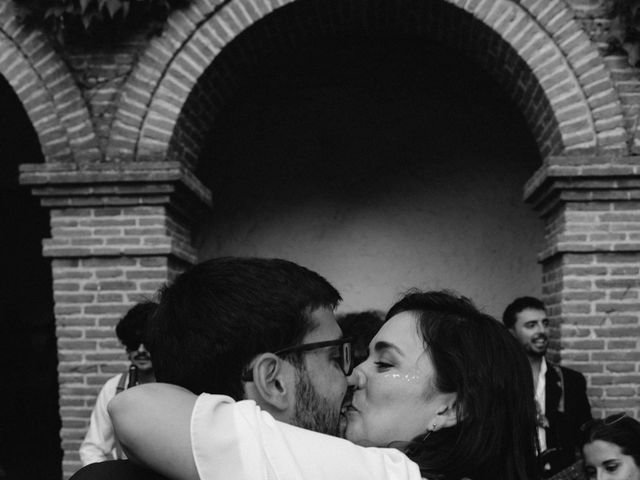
[535,357,547,452]
[191,393,424,480]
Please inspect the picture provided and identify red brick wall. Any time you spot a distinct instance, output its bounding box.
[543,251,640,417]
[526,156,640,419]
[19,162,210,476]
[107,0,627,168]
[53,255,173,470]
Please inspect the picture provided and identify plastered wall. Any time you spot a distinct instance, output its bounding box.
[196,40,545,317]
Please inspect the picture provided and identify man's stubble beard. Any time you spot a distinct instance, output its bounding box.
[527,348,546,360]
[525,333,548,359]
[292,364,341,437]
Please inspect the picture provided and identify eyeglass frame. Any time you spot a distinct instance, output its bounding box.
[124,340,147,353]
[580,412,627,433]
[241,337,354,381]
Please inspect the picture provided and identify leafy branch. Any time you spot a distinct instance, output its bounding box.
[15,0,189,43]
[606,0,640,52]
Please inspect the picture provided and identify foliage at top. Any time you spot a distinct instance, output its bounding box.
[607,0,640,47]
[603,0,640,65]
[15,0,190,44]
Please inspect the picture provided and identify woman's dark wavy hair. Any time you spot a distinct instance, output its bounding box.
[580,414,640,468]
[386,290,539,480]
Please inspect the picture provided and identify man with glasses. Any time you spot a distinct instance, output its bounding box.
[145,256,350,437]
[72,257,350,479]
[79,301,157,466]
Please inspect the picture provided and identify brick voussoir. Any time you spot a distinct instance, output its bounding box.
[229,0,256,28]
[545,8,573,35]
[184,36,216,66]
[218,2,248,32]
[579,64,609,86]
[502,12,546,45]
[557,29,586,54]
[562,131,598,147]
[584,77,617,99]
[597,128,627,145]
[536,0,564,26]
[141,124,173,143]
[173,53,201,83]
[594,115,625,132]
[573,54,606,78]
[146,38,179,65]
[555,105,590,124]
[559,116,592,134]
[166,11,197,41]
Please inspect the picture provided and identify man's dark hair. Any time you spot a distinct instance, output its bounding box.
[386,290,539,480]
[146,257,341,400]
[115,301,157,352]
[337,310,384,365]
[501,296,546,329]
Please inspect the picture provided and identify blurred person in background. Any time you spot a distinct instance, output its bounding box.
[337,310,384,366]
[503,296,592,477]
[79,301,157,465]
[580,413,640,480]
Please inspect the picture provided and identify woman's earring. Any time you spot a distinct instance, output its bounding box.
[421,422,438,442]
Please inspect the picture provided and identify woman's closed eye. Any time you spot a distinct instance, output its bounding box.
[604,461,620,473]
[374,361,393,371]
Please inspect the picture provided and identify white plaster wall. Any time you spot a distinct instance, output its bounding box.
[197,164,542,318]
[196,39,545,319]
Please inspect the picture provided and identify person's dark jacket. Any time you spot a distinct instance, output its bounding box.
[543,363,592,473]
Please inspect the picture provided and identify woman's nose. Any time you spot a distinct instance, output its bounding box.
[347,366,365,389]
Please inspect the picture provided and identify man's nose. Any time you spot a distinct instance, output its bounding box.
[137,342,148,353]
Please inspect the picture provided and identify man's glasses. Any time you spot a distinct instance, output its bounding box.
[125,341,145,352]
[242,338,354,381]
[580,412,627,433]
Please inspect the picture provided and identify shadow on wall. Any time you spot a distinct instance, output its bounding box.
[0,75,62,480]
[196,37,544,317]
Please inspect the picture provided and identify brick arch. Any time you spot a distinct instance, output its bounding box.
[109,0,626,166]
[0,3,100,163]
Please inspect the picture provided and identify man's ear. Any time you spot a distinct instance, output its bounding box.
[247,353,293,413]
[434,394,458,430]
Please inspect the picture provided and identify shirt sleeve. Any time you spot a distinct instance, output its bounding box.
[191,393,423,480]
[79,374,122,465]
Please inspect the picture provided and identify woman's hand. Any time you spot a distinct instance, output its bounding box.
[108,383,199,480]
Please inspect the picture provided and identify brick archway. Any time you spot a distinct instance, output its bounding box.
[108,0,626,166]
[0,2,100,163]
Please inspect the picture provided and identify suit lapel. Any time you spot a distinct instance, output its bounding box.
[546,363,562,417]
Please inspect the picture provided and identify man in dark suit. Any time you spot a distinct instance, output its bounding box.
[503,297,592,478]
